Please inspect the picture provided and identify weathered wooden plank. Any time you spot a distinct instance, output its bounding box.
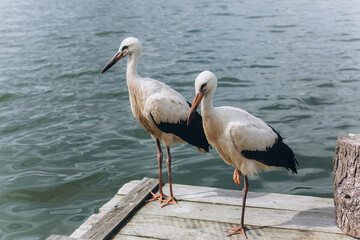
[70,179,346,240]
[114,235,161,240]
[132,198,343,235]
[114,214,355,240]
[71,195,125,238]
[45,235,77,240]
[118,180,333,213]
[80,178,158,240]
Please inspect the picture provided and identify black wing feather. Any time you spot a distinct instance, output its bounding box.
[241,125,299,173]
[150,102,210,152]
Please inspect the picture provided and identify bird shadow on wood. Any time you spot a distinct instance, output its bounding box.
[175,187,270,203]
[275,207,336,228]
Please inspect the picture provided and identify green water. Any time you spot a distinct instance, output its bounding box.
[1,0,360,239]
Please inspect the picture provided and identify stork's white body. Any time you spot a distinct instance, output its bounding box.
[189,70,297,176]
[125,55,190,147]
[201,104,276,176]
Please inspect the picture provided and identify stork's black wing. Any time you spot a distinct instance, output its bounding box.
[150,102,210,152]
[241,125,298,173]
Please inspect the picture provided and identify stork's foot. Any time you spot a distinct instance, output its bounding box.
[233,169,242,187]
[160,197,179,208]
[146,190,168,203]
[226,226,247,238]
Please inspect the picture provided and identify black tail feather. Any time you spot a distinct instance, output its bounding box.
[242,125,298,173]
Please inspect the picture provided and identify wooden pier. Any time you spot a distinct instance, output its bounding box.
[47,178,355,240]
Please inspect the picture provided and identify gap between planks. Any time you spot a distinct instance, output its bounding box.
[114,214,354,240]
[118,180,334,213]
[123,194,341,234]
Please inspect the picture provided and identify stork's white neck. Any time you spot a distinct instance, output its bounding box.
[201,90,215,116]
[126,51,141,83]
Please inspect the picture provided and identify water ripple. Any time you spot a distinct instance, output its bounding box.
[247,15,277,19]
[0,94,14,102]
[268,24,297,28]
[56,70,99,79]
[95,31,128,37]
[246,64,279,68]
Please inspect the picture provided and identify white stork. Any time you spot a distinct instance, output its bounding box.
[101,37,210,207]
[187,71,298,238]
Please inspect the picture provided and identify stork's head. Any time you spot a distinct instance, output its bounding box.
[101,37,142,74]
[194,70,217,96]
[187,71,217,125]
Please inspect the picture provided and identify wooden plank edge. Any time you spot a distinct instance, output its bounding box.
[134,200,341,235]
[118,180,330,201]
[80,177,159,240]
[133,212,352,238]
[46,235,80,240]
[170,198,335,215]
[117,180,334,214]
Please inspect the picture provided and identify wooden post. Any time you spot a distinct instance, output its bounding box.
[333,134,360,238]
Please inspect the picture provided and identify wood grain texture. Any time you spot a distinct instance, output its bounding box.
[71,195,126,238]
[334,134,360,238]
[118,180,334,212]
[80,178,158,240]
[132,197,342,234]
[115,214,354,240]
[45,235,78,240]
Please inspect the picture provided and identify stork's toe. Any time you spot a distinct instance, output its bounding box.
[146,190,168,203]
[226,226,247,238]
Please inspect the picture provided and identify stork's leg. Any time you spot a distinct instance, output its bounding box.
[161,146,179,207]
[227,175,249,238]
[146,138,168,203]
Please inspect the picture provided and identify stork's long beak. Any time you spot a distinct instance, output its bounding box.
[187,93,204,125]
[101,51,125,74]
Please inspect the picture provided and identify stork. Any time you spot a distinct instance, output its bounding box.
[101,37,210,207]
[187,71,298,238]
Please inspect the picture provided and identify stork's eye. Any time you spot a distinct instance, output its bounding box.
[200,83,207,92]
[122,45,129,51]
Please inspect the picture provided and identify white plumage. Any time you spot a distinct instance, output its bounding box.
[143,83,191,145]
[187,70,298,238]
[101,37,209,207]
[203,105,278,176]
